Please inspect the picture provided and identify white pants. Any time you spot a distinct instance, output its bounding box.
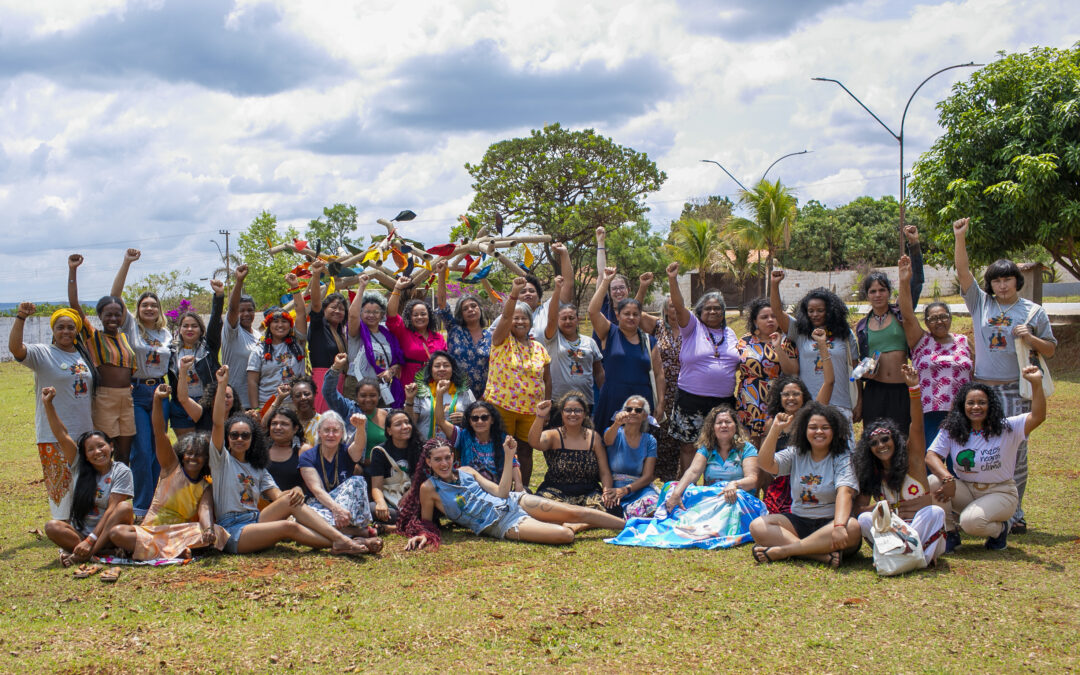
[859,504,946,567]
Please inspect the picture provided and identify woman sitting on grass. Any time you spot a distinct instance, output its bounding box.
[749,402,861,567]
[368,408,425,527]
[601,395,659,518]
[299,411,376,537]
[407,350,476,442]
[431,382,523,486]
[208,366,377,556]
[108,384,228,560]
[41,388,134,575]
[529,393,613,515]
[176,354,242,432]
[398,438,625,551]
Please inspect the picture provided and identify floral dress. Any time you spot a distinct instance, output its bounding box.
[736,333,797,437]
[654,321,682,483]
[436,307,492,399]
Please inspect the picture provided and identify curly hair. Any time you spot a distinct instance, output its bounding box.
[744,297,771,333]
[224,414,269,469]
[290,375,318,396]
[461,401,507,448]
[793,287,850,339]
[766,375,812,418]
[790,401,850,456]
[173,432,212,479]
[852,418,908,496]
[199,381,241,421]
[695,405,746,452]
[417,350,469,389]
[941,382,1006,443]
[402,297,436,333]
[397,440,447,549]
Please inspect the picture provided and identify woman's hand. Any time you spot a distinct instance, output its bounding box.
[1013,323,1033,342]
[235,264,249,282]
[394,276,413,292]
[210,279,225,295]
[68,254,83,269]
[666,261,679,278]
[602,486,621,509]
[374,501,390,522]
[216,365,229,385]
[902,363,919,388]
[811,328,827,347]
[350,412,367,428]
[510,276,526,296]
[41,387,56,404]
[595,226,605,245]
[613,410,629,427]
[603,266,618,281]
[551,242,567,257]
[285,272,299,289]
[933,478,956,503]
[284,487,305,506]
[772,411,793,431]
[73,538,93,559]
[664,488,683,512]
[1021,364,1043,385]
[124,248,141,264]
[333,352,349,372]
[434,260,447,275]
[769,331,784,351]
[770,269,785,285]
[723,481,738,504]
[830,523,849,551]
[639,271,654,286]
[904,225,919,244]
[179,354,196,373]
[17,301,35,318]
[502,434,518,459]
[403,383,418,402]
[154,383,171,401]
[309,260,326,277]
[200,527,217,546]
[405,534,428,551]
[378,368,394,383]
[331,504,350,528]
[552,275,564,293]
[535,400,552,419]
[952,217,969,238]
[275,382,291,401]
[435,379,451,397]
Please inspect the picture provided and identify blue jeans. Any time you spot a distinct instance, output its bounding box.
[131,381,169,515]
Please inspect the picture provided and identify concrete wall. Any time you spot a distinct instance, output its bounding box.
[775,265,958,306]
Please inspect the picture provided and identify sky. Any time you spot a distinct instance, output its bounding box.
[0,0,1076,301]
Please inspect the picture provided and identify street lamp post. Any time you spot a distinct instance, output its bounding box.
[700,150,811,194]
[812,62,981,252]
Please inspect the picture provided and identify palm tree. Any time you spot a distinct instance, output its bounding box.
[710,232,760,294]
[732,178,798,294]
[667,217,722,294]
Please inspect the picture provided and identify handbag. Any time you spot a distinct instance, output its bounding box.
[373,445,411,507]
[870,500,926,576]
[1015,304,1054,399]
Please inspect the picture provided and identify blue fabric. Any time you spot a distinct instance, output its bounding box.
[130,381,168,515]
[607,428,658,506]
[593,328,654,430]
[218,510,260,554]
[606,480,767,549]
[429,471,525,536]
[697,441,758,485]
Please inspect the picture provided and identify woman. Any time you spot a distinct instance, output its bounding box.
[67,254,137,481]
[485,276,552,488]
[926,367,1046,552]
[897,254,972,449]
[107,384,228,561]
[736,298,798,444]
[594,227,656,335]
[749,402,861,567]
[760,328,835,514]
[176,354,241,432]
[432,388,523,486]
[347,277,405,406]
[399,438,625,551]
[10,302,94,520]
[265,406,310,493]
[770,270,860,419]
[246,300,307,410]
[323,365,390,456]
[954,217,1056,534]
[653,295,682,483]
[299,411,374,536]
[853,364,947,567]
[529,394,613,515]
[41,388,134,572]
[488,242,574,339]
[544,275,604,409]
[601,395,659,518]
[387,276,447,386]
[408,350,476,442]
[207,365,376,555]
[167,279,224,437]
[589,267,665,436]
[368,409,425,526]
[305,260,351,413]
[663,261,739,472]
[222,264,262,410]
[434,260,492,399]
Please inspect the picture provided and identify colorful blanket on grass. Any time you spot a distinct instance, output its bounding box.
[605,481,767,549]
[93,555,191,566]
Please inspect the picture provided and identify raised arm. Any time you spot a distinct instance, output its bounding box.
[544,275,564,341]
[1022,365,1047,435]
[769,269,790,334]
[528,400,554,450]
[812,328,835,404]
[897,255,926,349]
[8,302,34,361]
[67,255,87,324]
[152,384,179,474]
[211,365,230,450]
[491,277,525,347]
[901,364,926,480]
[552,242,573,304]
[432,379,458,441]
[904,225,925,307]
[770,331,798,376]
[347,274,372,338]
[757,412,791,475]
[588,267,616,342]
[666,262,691,328]
[41,388,77,465]
[651,345,665,418]
[347,413,368,463]
[286,271,307,342]
[176,356,202,421]
[595,227,607,279]
[387,276,411,320]
[227,264,249,329]
[952,218,975,294]
[636,272,658,334]
[110,248,140,305]
[308,260,325,314]
[434,260,450,310]
[594,433,614,493]
[206,279,225,358]
[603,410,629,446]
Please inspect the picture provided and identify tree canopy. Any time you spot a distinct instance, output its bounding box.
[305,203,359,255]
[237,211,302,309]
[910,44,1080,277]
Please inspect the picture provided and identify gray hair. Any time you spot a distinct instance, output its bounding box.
[317,410,346,436]
[513,301,534,327]
[361,291,387,311]
[621,395,652,434]
[693,290,726,319]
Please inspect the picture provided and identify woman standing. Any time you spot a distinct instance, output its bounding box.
[387,276,447,386]
[485,276,552,488]
[10,303,94,520]
[167,279,223,437]
[305,260,351,413]
[246,299,307,410]
[602,395,659,518]
[529,395,613,516]
[653,296,683,483]
[954,217,1056,534]
[221,265,262,410]
[544,275,604,410]
[589,267,665,434]
[347,277,405,407]
[407,351,476,442]
[736,298,798,445]
[434,260,492,399]
[663,262,739,473]
[265,406,310,493]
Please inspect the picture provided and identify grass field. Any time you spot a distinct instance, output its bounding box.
[1,354,1078,673]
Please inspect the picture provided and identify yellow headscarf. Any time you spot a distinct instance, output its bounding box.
[50,308,84,334]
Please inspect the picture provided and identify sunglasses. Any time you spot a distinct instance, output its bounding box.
[624,406,644,413]
[470,414,491,422]
[868,436,892,448]
[228,430,252,441]
[563,408,586,415]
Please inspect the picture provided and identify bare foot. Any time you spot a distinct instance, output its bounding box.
[360,536,383,554]
[330,539,369,556]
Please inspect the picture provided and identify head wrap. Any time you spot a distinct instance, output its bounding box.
[50,308,83,334]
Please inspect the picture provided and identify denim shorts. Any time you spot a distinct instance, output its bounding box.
[217,510,260,553]
[480,491,530,540]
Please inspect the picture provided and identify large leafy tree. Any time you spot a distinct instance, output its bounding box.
[910,44,1080,277]
[466,123,666,305]
[605,217,673,301]
[732,179,798,292]
[236,211,302,309]
[305,203,359,255]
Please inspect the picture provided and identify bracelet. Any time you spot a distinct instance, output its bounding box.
[87,532,98,542]
[940,475,955,483]
[833,522,846,528]
[907,386,920,392]
[16,315,27,321]
[288,287,300,292]
[597,247,606,250]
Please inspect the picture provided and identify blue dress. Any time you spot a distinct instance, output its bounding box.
[607,428,660,511]
[593,328,654,430]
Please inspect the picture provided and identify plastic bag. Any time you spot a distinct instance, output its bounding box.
[870,500,926,576]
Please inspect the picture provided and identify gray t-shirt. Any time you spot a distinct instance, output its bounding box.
[122,313,171,379]
[963,284,1056,381]
[19,344,94,444]
[177,346,205,400]
[348,329,395,381]
[247,341,303,408]
[545,331,602,404]
[774,447,857,519]
[208,441,278,518]
[412,388,477,441]
[786,318,858,411]
[222,320,262,408]
[77,461,134,534]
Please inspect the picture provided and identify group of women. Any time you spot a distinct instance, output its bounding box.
[11,216,1055,574]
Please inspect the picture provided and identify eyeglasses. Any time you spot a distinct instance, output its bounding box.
[563,408,586,415]
[624,407,644,413]
[470,414,491,422]
[926,315,950,324]
[228,430,252,441]
[868,436,892,448]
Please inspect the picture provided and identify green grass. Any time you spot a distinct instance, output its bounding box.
[1,360,1079,673]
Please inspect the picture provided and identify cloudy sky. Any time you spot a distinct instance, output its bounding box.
[1,0,1076,301]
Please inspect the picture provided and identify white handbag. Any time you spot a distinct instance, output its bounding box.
[870,500,926,576]
[1015,304,1054,399]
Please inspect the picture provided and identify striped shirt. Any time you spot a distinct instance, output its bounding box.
[81,323,136,371]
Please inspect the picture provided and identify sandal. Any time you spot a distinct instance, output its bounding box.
[100,566,121,583]
[73,563,102,578]
[752,545,779,564]
[827,551,843,569]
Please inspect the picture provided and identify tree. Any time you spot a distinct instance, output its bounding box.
[667,217,722,293]
[466,123,666,306]
[122,268,206,314]
[678,195,734,224]
[605,217,674,302]
[305,203,359,255]
[910,44,1080,278]
[236,211,302,309]
[732,178,798,292]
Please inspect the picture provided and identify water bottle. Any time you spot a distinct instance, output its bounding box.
[851,351,881,382]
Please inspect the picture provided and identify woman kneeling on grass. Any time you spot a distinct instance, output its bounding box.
[749,402,861,567]
[41,388,134,580]
[108,384,228,560]
[399,438,625,551]
[208,366,378,556]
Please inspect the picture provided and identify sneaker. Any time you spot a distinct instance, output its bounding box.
[985,523,1009,551]
[1010,519,1027,535]
[944,530,962,553]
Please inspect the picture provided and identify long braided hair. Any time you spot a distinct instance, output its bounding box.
[260,307,305,364]
[397,439,450,549]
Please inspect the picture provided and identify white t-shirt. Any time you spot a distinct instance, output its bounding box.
[122,313,171,379]
[929,414,1028,484]
[774,447,858,519]
[19,344,94,444]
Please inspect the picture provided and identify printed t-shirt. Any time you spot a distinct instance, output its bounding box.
[221,320,262,409]
[78,461,134,533]
[247,342,303,407]
[928,414,1028,484]
[963,284,1056,381]
[20,344,94,444]
[546,331,602,404]
[122,313,171,379]
[208,441,278,518]
[786,320,858,410]
[774,447,857,519]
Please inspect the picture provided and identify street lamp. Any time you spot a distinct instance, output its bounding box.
[812,62,982,252]
[700,150,812,193]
